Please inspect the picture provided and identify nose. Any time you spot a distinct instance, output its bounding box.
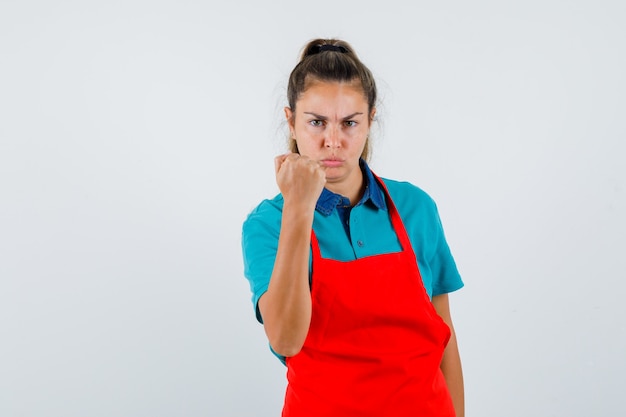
[324,125,341,148]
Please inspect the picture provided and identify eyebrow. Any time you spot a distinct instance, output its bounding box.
[303,112,364,121]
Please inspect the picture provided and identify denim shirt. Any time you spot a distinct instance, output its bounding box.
[315,159,387,239]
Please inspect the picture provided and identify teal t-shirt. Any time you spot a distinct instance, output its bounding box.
[241,162,464,327]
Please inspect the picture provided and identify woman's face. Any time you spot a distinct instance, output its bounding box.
[285,80,374,197]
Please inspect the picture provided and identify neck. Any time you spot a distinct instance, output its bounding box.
[326,174,365,206]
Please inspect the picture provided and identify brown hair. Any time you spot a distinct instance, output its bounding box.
[287,38,378,161]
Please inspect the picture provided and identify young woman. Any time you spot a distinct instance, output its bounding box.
[242,38,465,417]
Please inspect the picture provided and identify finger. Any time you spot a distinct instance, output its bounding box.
[305,158,326,172]
[274,153,291,174]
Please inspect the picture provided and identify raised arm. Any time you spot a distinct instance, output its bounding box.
[257,153,326,357]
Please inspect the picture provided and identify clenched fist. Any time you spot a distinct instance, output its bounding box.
[274,153,327,211]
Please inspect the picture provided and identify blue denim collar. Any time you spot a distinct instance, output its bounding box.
[315,159,387,216]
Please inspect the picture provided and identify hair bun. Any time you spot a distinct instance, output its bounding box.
[313,44,348,54]
[302,40,352,58]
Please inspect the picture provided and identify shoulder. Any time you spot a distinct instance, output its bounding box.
[244,193,284,221]
[242,194,284,235]
[379,177,438,212]
[378,177,443,238]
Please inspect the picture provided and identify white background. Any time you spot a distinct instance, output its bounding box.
[1,1,624,416]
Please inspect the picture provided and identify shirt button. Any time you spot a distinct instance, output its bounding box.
[357,240,364,247]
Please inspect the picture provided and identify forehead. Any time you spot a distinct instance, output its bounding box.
[297,79,368,111]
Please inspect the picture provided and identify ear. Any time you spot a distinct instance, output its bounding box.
[369,107,377,124]
[284,107,295,137]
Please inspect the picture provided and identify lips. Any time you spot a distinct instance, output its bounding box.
[321,158,343,168]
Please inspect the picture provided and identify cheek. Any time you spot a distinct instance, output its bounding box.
[347,128,369,143]
[297,124,324,141]
[294,120,311,134]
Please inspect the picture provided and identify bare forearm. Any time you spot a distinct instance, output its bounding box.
[258,206,314,357]
[441,330,465,417]
[432,294,465,417]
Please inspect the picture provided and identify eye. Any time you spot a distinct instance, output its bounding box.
[344,120,357,127]
[309,120,324,127]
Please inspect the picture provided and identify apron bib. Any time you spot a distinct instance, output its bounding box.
[283,177,455,417]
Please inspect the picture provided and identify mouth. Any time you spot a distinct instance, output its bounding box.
[321,158,344,168]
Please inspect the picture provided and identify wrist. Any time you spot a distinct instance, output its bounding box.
[281,201,316,226]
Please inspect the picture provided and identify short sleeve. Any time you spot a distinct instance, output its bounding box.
[382,179,464,298]
[241,196,283,323]
[428,203,464,296]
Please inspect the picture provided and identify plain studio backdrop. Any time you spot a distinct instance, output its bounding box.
[1,1,624,416]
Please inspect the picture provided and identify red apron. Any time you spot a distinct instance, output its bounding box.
[282,178,455,417]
